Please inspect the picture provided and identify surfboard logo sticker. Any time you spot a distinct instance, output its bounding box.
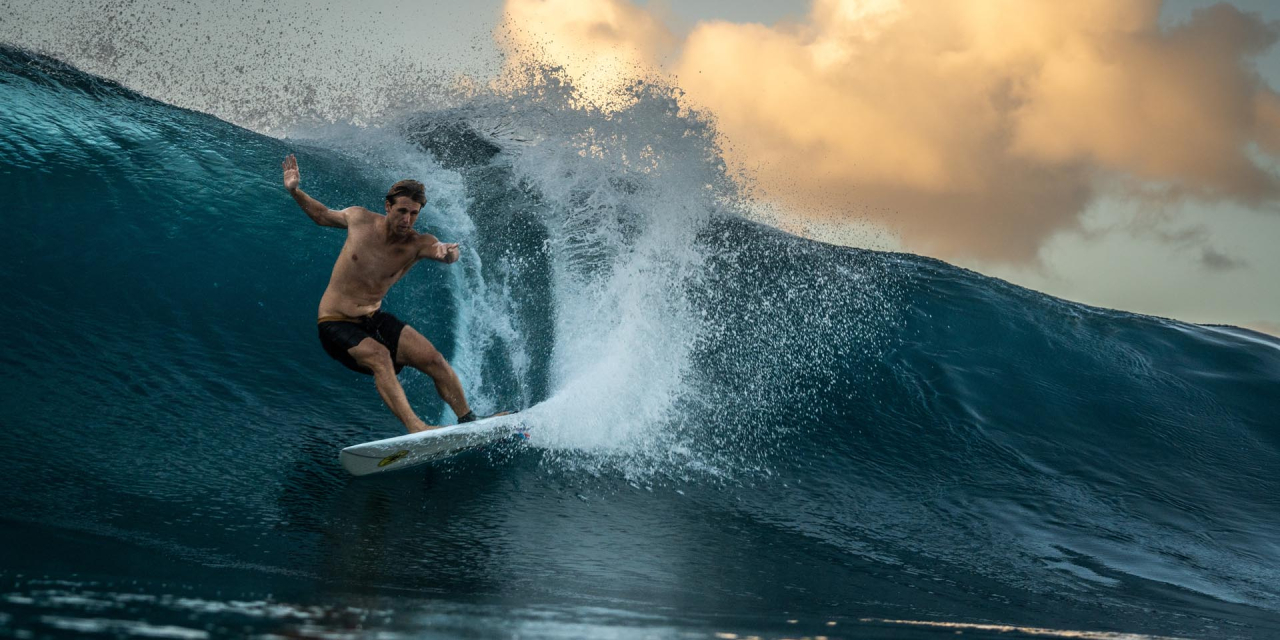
[378,450,411,467]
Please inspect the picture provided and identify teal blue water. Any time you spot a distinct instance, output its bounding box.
[2,46,1280,639]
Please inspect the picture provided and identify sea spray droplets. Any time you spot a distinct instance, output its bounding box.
[484,74,726,479]
[411,66,905,484]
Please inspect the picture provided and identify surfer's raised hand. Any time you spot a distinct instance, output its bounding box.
[426,241,461,264]
[282,154,300,192]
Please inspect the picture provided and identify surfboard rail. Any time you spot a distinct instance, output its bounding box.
[339,414,526,476]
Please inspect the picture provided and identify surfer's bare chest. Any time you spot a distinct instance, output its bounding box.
[337,223,420,287]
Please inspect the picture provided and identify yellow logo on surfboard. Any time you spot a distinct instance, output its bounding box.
[378,450,411,467]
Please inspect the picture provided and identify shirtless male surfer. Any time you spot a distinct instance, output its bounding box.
[282,154,480,433]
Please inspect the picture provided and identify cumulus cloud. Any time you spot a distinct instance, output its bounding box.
[1121,216,1249,272]
[501,0,1280,263]
[496,0,677,108]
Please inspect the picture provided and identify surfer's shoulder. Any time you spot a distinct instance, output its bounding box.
[343,206,377,225]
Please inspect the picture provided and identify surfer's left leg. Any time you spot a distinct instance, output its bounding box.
[394,325,473,422]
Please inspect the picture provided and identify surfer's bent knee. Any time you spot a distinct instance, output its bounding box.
[351,342,395,375]
[364,356,396,377]
[419,347,447,373]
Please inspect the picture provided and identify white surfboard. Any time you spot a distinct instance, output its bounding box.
[340,413,527,476]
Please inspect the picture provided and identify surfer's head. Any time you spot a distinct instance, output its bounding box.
[384,180,426,236]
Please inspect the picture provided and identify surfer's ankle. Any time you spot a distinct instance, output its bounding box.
[457,410,476,423]
[407,418,433,433]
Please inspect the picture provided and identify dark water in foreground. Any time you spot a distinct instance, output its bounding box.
[2,46,1279,639]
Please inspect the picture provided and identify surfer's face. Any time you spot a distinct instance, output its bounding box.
[385,196,421,235]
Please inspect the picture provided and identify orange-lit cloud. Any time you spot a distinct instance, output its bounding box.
[497,0,676,108]
[501,0,1280,263]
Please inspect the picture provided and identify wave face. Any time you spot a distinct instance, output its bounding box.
[3,46,1280,639]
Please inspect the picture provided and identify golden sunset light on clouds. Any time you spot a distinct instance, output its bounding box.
[500,0,1280,265]
[498,0,676,105]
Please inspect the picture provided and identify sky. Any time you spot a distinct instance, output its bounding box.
[2,0,1278,334]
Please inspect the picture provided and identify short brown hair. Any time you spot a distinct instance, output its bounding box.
[385,179,426,206]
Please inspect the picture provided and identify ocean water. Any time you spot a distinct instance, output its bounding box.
[2,45,1279,639]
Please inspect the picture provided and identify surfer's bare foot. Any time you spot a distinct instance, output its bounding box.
[407,419,440,433]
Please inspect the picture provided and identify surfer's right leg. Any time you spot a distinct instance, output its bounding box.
[393,326,472,422]
[347,338,434,433]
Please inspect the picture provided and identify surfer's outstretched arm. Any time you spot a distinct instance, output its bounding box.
[282,154,350,229]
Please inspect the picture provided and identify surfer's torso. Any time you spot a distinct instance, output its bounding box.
[317,208,428,320]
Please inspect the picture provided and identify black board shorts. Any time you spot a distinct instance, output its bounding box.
[317,309,408,375]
